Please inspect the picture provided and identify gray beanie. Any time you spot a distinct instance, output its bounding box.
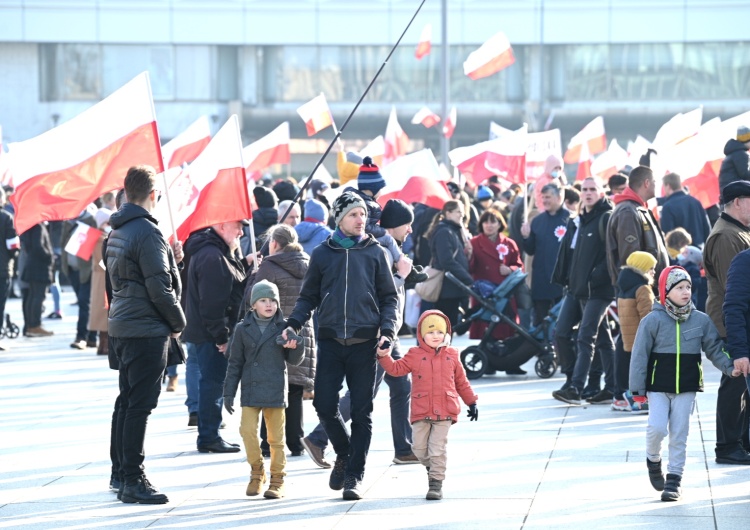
[250,280,280,308]
[332,191,367,226]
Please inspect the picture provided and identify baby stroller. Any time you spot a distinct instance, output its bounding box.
[1,313,20,339]
[446,270,557,380]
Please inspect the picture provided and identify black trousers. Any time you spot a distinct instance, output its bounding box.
[261,383,305,453]
[22,281,47,329]
[715,373,750,455]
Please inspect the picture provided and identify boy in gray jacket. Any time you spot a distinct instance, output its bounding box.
[223,280,304,499]
[630,266,739,502]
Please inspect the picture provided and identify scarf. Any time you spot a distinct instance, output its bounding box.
[663,299,692,323]
[331,228,363,249]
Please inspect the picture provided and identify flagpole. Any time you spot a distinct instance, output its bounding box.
[273,0,428,239]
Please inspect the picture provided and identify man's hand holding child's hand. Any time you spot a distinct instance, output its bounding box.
[376,336,392,358]
[279,328,301,349]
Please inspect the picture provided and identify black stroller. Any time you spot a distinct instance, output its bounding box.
[446,270,557,380]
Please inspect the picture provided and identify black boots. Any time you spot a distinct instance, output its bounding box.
[121,476,168,504]
[646,458,665,491]
[661,473,682,502]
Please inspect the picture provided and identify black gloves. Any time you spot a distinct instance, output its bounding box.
[467,403,478,421]
[224,396,235,415]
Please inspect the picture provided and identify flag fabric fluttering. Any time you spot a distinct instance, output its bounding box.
[463,32,515,80]
[64,221,102,261]
[450,132,526,186]
[563,116,607,165]
[8,72,162,235]
[415,23,432,59]
[384,107,410,166]
[161,116,211,169]
[297,93,333,136]
[243,122,291,174]
[443,107,457,139]
[575,141,593,181]
[411,107,441,129]
[590,139,628,181]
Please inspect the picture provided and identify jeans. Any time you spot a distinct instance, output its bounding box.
[307,340,413,456]
[191,341,228,446]
[68,269,96,342]
[554,293,581,378]
[22,281,47,329]
[184,342,200,415]
[715,373,750,455]
[613,335,630,399]
[261,383,305,453]
[112,335,168,484]
[571,298,615,392]
[313,338,378,481]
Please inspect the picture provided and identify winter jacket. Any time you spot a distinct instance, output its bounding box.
[606,188,669,287]
[660,190,711,247]
[88,235,109,332]
[551,216,577,288]
[616,266,654,351]
[182,228,247,346]
[287,233,399,341]
[722,249,750,361]
[0,209,18,278]
[378,310,478,424]
[243,250,316,391]
[703,212,750,336]
[430,220,473,300]
[718,139,750,192]
[224,310,304,408]
[522,207,570,301]
[19,223,54,284]
[106,203,185,339]
[295,221,332,257]
[412,204,440,267]
[568,198,614,301]
[250,207,278,243]
[629,303,734,396]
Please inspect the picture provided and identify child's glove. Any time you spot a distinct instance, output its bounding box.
[224,396,235,415]
[276,329,302,346]
[466,403,478,421]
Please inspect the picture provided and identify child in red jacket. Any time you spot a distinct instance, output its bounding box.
[377,310,478,501]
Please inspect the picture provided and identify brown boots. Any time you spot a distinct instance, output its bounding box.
[263,475,285,499]
[246,465,267,496]
[426,477,443,500]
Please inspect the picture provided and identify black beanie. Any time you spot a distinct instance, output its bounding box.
[272,180,298,202]
[253,186,278,209]
[380,199,414,229]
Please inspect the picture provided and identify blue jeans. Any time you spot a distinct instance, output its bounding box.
[308,340,413,456]
[184,342,200,414]
[68,269,95,342]
[313,338,378,481]
[572,298,615,392]
[191,342,228,446]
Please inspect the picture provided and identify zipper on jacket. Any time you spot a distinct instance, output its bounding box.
[675,321,681,394]
[651,359,658,386]
[698,361,703,388]
[344,249,349,338]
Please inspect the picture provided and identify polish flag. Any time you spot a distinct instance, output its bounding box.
[463,32,515,80]
[590,139,628,180]
[384,107,410,166]
[378,149,451,209]
[415,23,432,59]
[243,122,291,173]
[626,135,653,168]
[652,107,703,153]
[161,116,211,169]
[63,221,102,261]
[575,141,593,182]
[297,93,333,136]
[563,116,607,165]
[443,107,457,139]
[360,135,385,168]
[450,132,527,186]
[411,107,441,129]
[7,72,162,235]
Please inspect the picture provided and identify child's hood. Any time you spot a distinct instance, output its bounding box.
[415,310,452,351]
[617,265,653,293]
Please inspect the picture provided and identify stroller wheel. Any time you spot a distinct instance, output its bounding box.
[460,346,489,380]
[7,323,20,339]
[535,355,557,379]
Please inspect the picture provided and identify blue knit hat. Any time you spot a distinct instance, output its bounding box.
[304,199,328,224]
[477,185,493,201]
[357,156,386,195]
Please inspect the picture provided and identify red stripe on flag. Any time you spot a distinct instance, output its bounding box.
[466,48,515,81]
[168,137,211,168]
[247,144,291,173]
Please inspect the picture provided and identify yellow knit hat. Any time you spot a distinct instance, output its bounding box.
[420,314,447,338]
[337,151,360,185]
[737,125,750,143]
[626,251,657,274]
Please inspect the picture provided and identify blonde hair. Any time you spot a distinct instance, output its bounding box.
[268,224,303,253]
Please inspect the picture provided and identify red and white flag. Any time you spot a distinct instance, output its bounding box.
[63,221,102,261]
[463,32,515,80]
[652,107,703,153]
[161,116,211,169]
[575,141,593,181]
[0,126,11,187]
[7,72,162,235]
[563,116,607,165]
[384,107,410,166]
[411,107,441,129]
[443,107,457,139]
[378,149,450,209]
[297,93,333,136]
[243,122,290,173]
[450,132,527,186]
[415,23,432,59]
[590,139,628,181]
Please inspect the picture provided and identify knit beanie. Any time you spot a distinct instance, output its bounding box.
[380,199,414,229]
[476,185,493,201]
[737,125,750,143]
[250,279,280,308]
[253,186,278,209]
[337,151,361,185]
[658,265,691,305]
[626,251,657,274]
[309,179,329,197]
[94,208,112,229]
[273,179,298,202]
[304,198,328,224]
[332,191,367,226]
[420,313,448,338]
[357,156,386,195]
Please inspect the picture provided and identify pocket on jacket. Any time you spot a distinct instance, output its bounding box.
[411,392,429,418]
[681,327,703,350]
[445,390,460,416]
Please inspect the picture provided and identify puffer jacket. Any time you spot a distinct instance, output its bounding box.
[718,139,750,192]
[295,221,332,257]
[629,303,734,396]
[243,249,316,391]
[106,203,185,338]
[378,310,478,424]
[430,219,473,299]
[616,266,654,351]
[224,310,304,408]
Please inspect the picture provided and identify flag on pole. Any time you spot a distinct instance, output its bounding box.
[450,133,527,186]
[652,107,703,153]
[563,116,607,164]
[297,93,333,136]
[463,32,515,80]
[8,72,162,235]
[243,122,291,173]
[411,107,441,129]
[443,107,457,139]
[384,107,409,166]
[360,135,385,168]
[415,23,432,59]
[590,139,628,180]
[64,221,102,261]
[161,116,211,169]
[575,141,592,181]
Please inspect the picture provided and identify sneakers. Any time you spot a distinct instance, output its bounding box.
[647,458,665,491]
[301,436,331,468]
[45,311,63,319]
[625,391,649,414]
[581,385,601,400]
[715,448,750,465]
[393,452,420,465]
[587,389,614,404]
[611,395,631,411]
[342,476,363,500]
[552,386,581,405]
[109,475,121,492]
[329,456,347,490]
[26,326,54,337]
[121,476,168,504]
[70,339,87,350]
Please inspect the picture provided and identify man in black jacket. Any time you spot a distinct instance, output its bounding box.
[106,166,186,504]
[283,191,399,501]
[0,187,18,350]
[183,220,248,454]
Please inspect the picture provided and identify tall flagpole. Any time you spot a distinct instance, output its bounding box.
[440,0,449,166]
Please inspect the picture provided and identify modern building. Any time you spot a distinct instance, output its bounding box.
[1,0,749,176]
